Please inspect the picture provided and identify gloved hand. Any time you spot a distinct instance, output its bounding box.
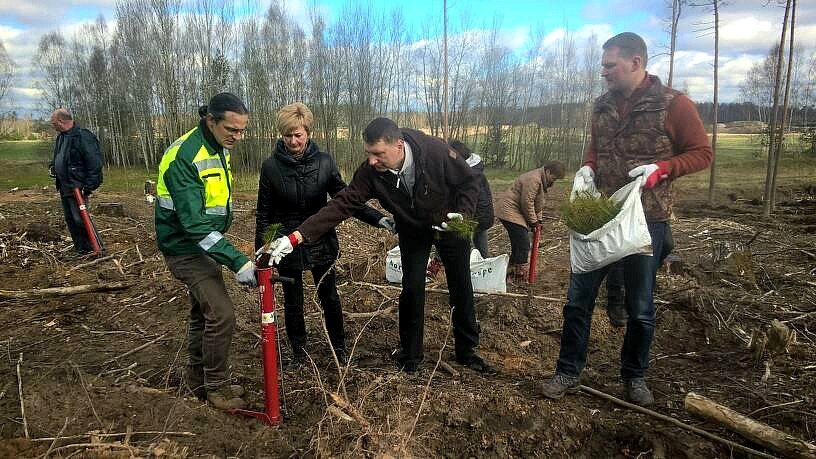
[628,163,669,189]
[379,216,396,234]
[570,165,595,200]
[268,234,299,265]
[432,212,463,232]
[48,165,57,178]
[235,261,258,287]
[82,187,92,196]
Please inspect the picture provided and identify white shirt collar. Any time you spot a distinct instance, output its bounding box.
[389,141,413,175]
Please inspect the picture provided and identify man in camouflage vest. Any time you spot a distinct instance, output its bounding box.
[541,32,712,406]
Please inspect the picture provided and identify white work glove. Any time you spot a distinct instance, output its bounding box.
[432,212,463,232]
[379,216,396,234]
[570,165,596,201]
[267,235,296,266]
[235,261,258,287]
[628,163,669,189]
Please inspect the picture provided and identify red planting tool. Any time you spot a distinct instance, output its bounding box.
[72,187,102,256]
[229,265,293,425]
[528,224,541,284]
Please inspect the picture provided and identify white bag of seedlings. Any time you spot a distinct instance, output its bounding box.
[385,246,509,293]
[468,249,509,293]
[569,176,652,273]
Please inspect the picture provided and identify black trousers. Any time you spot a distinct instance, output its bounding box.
[472,229,489,259]
[60,194,103,254]
[500,219,529,264]
[278,263,345,353]
[398,230,480,364]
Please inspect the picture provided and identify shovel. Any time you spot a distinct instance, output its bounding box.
[72,187,102,256]
[525,224,541,314]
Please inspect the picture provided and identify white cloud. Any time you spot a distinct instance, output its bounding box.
[0,0,117,26]
[501,26,530,50]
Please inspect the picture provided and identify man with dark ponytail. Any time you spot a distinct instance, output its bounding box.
[155,92,255,410]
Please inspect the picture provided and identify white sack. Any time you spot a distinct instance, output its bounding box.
[385,246,509,293]
[569,176,652,273]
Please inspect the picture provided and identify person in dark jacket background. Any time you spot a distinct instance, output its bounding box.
[449,140,494,258]
[255,103,387,366]
[49,108,104,256]
[263,117,496,375]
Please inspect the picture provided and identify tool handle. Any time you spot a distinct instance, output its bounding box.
[71,187,101,256]
[271,276,295,285]
[528,224,541,284]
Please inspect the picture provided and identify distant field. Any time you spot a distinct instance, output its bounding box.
[1,135,812,195]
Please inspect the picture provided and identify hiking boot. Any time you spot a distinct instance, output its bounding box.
[507,263,529,284]
[624,378,654,406]
[540,374,580,399]
[206,384,247,410]
[606,302,628,328]
[457,353,498,375]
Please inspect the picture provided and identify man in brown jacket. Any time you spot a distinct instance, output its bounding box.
[496,162,564,282]
[264,118,496,374]
[541,32,712,406]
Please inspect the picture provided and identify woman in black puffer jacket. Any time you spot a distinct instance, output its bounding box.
[255,103,386,365]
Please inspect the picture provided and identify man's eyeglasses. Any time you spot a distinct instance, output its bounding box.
[223,126,248,136]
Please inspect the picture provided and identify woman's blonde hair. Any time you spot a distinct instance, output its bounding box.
[277,102,314,135]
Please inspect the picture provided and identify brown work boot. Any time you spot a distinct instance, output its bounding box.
[206,384,247,410]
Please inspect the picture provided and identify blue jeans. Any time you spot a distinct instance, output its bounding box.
[555,222,670,380]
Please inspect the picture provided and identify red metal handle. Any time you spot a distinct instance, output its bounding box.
[256,267,281,423]
[71,188,101,256]
[528,225,541,284]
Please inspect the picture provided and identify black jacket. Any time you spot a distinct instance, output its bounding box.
[50,124,103,196]
[255,139,384,270]
[297,128,479,242]
[469,157,495,231]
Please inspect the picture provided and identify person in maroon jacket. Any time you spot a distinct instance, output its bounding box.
[541,32,712,406]
[263,117,497,374]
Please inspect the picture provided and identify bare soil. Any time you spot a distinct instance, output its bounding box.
[0,182,814,458]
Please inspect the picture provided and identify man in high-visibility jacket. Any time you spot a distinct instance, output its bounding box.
[155,92,256,411]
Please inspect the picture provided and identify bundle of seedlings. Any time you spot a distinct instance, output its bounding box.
[257,223,283,267]
[442,217,478,240]
[560,192,622,235]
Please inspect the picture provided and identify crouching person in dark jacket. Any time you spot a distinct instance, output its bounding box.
[49,108,104,256]
[255,103,388,367]
[263,117,497,375]
[449,140,494,258]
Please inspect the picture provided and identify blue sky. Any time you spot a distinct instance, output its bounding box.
[1,0,815,115]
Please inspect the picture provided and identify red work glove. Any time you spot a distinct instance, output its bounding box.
[628,162,670,189]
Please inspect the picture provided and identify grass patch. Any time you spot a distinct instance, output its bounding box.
[2,134,812,198]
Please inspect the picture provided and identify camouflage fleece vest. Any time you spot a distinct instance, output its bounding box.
[592,76,680,222]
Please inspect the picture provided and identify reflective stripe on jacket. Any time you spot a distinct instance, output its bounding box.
[154,121,248,273]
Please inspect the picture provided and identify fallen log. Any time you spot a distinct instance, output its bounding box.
[0,282,131,300]
[579,385,774,459]
[685,392,816,459]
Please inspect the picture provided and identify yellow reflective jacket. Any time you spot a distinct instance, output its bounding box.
[154,121,248,272]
